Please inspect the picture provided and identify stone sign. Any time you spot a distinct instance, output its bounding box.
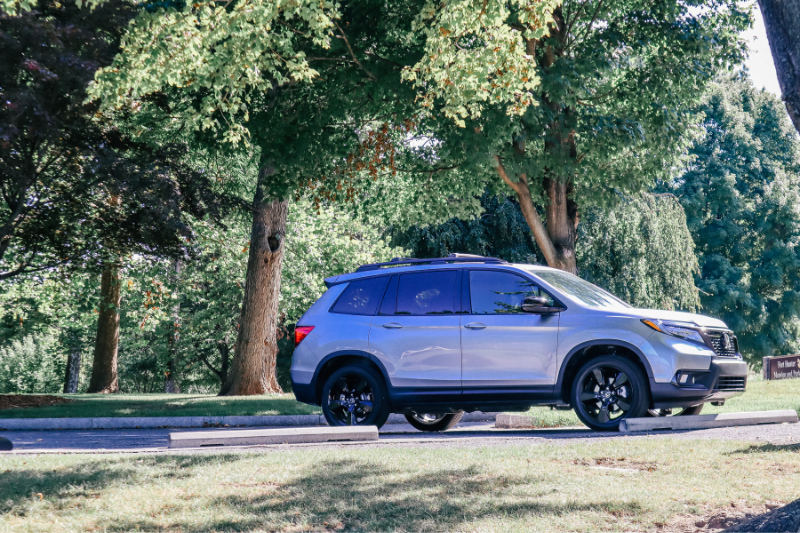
[763,354,800,380]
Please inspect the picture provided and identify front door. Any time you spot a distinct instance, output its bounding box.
[369,270,462,405]
[460,269,560,402]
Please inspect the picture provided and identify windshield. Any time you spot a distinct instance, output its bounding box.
[528,269,632,309]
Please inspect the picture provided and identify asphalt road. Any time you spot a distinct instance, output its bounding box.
[3,421,800,454]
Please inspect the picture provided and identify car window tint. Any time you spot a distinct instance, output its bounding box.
[469,271,553,314]
[396,272,457,315]
[331,276,390,315]
[378,275,399,315]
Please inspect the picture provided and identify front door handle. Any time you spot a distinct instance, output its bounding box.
[382,322,403,329]
[464,323,486,330]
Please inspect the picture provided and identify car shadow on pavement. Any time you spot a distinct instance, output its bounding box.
[99,456,645,532]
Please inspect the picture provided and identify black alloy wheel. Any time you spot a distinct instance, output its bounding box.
[404,411,464,432]
[321,365,391,428]
[648,405,704,417]
[571,355,650,431]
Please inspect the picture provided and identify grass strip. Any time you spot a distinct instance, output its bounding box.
[0,393,321,419]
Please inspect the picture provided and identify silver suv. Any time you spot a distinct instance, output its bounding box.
[290,255,747,431]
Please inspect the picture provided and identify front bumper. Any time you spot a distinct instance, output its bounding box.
[650,357,748,409]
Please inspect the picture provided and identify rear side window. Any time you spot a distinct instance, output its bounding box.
[469,270,553,314]
[396,271,458,315]
[331,276,390,315]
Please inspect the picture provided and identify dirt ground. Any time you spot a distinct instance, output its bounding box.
[0,395,72,411]
[658,498,795,532]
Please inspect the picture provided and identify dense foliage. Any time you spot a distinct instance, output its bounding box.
[662,76,800,361]
[393,191,700,312]
[0,201,405,393]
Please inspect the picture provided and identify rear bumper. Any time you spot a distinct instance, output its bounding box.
[650,357,748,409]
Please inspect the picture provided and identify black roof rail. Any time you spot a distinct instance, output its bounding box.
[355,253,507,272]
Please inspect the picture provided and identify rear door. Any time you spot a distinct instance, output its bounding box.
[460,269,560,402]
[369,270,462,404]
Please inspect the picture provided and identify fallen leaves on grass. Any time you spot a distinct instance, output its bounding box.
[573,457,658,472]
[0,395,72,411]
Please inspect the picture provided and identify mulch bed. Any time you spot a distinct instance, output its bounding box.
[0,395,73,411]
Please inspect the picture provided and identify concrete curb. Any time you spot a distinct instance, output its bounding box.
[0,411,498,431]
[495,413,537,429]
[168,426,379,448]
[619,409,798,432]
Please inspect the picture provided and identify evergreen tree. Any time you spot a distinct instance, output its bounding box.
[663,75,800,362]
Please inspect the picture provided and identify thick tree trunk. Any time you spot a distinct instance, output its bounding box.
[164,259,182,394]
[494,7,579,274]
[87,262,121,393]
[220,163,286,396]
[759,0,800,134]
[63,332,81,393]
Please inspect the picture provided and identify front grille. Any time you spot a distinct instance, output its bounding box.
[716,376,746,391]
[705,331,738,357]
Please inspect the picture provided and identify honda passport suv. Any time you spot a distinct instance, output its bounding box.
[290,255,747,431]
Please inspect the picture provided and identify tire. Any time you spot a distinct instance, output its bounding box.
[321,365,391,429]
[404,411,464,432]
[648,404,704,417]
[571,355,650,431]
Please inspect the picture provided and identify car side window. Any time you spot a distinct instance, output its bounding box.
[396,271,458,315]
[469,270,554,314]
[331,276,390,315]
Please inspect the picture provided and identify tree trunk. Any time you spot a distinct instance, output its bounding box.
[164,259,182,394]
[759,0,800,134]
[492,7,579,274]
[220,163,286,396]
[87,262,121,393]
[63,332,81,394]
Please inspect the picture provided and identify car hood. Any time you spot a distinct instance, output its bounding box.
[614,308,729,329]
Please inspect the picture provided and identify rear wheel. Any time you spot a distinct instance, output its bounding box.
[404,411,464,432]
[571,355,650,431]
[648,404,704,417]
[321,365,391,429]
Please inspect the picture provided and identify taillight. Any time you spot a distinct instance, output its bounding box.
[294,326,315,347]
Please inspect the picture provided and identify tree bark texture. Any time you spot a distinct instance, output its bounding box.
[164,259,182,394]
[62,333,81,393]
[220,164,287,396]
[87,262,121,393]
[759,0,800,134]
[493,7,579,274]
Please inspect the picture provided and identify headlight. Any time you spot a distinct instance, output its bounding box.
[642,319,706,345]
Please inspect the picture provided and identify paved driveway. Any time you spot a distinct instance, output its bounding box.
[3,421,800,454]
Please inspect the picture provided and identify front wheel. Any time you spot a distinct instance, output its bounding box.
[571,355,650,431]
[321,365,391,429]
[404,411,464,432]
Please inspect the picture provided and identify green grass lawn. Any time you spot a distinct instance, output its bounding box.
[2,438,799,532]
[0,393,321,419]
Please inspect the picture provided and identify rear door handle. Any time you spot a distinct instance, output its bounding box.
[382,322,403,329]
[464,323,486,330]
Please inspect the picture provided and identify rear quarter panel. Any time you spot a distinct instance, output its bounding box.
[291,284,371,385]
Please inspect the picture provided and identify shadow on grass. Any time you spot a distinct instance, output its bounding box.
[100,457,644,532]
[725,442,800,455]
[0,453,247,514]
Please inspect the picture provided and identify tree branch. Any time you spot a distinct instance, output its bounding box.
[334,21,377,81]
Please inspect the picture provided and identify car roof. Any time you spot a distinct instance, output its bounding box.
[323,257,561,288]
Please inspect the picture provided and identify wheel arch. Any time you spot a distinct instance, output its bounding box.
[557,340,654,404]
[311,351,391,404]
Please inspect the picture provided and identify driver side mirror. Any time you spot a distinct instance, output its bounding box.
[522,296,562,314]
